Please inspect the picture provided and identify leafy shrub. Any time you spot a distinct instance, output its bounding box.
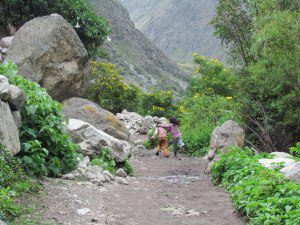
[91,147,117,173]
[123,159,135,176]
[138,89,176,117]
[189,54,238,98]
[0,143,40,221]
[91,147,135,176]
[1,0,110,54]
[211,147,300,225]
[0,62,78,177]
[87,61,142,114]
[180,93,240,156]
[289,142,300,158]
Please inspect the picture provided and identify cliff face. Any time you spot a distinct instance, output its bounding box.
[121,0,226,63]
[89,0,188,93]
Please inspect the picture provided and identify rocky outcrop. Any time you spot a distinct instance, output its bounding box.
[66,119,131,162]
[259,152,300,183]
[62,156,129,186]
[204,120,245,173]
[0,75,25,155]
[62,98,129,141]
[116,109,166,135]
[4,14,90,101]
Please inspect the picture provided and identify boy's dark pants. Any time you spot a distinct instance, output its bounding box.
[173,137,188,156]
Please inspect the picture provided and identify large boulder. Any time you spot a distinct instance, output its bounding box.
[66,119,131,162]
[62,98,130,141]
[204,120,245,173]
[0,101,20,155]
[4,14,90,101]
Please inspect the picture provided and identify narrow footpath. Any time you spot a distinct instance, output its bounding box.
[33,146,246,225]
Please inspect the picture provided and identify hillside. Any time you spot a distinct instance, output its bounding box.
[89,0,188,93]
[120,0,226,63]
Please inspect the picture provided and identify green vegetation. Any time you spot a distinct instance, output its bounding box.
[0,143,40,221]
[87,61,177,117]
[87,61,141,114]
[0,0,110,54]
[0,62,79,177]
[210,0,300,151]
[289,142,300,158]
[91,147,134,176]
[211,147,300,225]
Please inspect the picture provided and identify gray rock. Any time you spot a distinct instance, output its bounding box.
[115,177,129,185]
[116,168,127,178]
[5,14,90,101]
[62,173,75,180]
[281,162,300,183]
[134,144,147,152]
[8,85,25,111]
[0,36,14,48]
[209,120,245,153]
[66,119,132,162]
[12,111,22,129]
[91,179,104,186]
[0,101,20,155]
[79,156,90,169]
[259,158,296,170]
[205,120,245,173]
[0,75,11,101]
[103,170,114,181]
[62,98,129,141]
[1,48,7,54]
[140,116,154,134]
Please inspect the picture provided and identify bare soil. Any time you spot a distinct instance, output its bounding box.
[20,145,246,225]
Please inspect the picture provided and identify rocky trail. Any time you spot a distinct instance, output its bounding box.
[28,141,246,225]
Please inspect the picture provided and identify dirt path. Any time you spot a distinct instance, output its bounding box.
[30,147,246,225]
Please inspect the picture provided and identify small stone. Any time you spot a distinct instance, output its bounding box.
[77,208,91,216]
[103,170,114,181]
[116,168,127,178]
[91,179,103,186]
[8,85,25,111]
[186,210,200,217]
[115,177,129,185]
[0,75,11,101]
[1,48,7,54]
[0,36,14,48]
[79,156,90,168]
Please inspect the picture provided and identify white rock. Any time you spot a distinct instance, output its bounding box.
[1,48,7,54]
[259,158,296,169]
[77,208,91,216]
[0,220,8,225]
[271,152,293,159]
[116,168,127,178]
[281,162,300,183]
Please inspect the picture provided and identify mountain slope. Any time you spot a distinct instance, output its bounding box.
[89,0,188,93]
[120,0,226,63]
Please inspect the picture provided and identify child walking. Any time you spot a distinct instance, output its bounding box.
[158,116,188,157]
[151,118,169,157]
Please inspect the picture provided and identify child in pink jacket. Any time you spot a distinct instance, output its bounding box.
[158,116,188,157]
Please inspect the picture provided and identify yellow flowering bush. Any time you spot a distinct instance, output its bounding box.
[86,61,142,114]
[188,53,238,98]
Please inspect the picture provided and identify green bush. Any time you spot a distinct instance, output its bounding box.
[0,62,78,177]
[138,89,176,117]
[289,142,300,158]
[211,147,300,225]
[180,94,240,156]
[91,147,134,176]
[0,143,40,221]
[87,61,142,114]
[1,0,110,54]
